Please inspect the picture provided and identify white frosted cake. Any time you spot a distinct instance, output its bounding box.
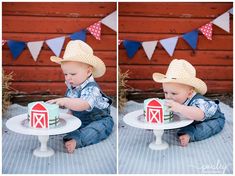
[144,98,173,124]
[27,101,59,128]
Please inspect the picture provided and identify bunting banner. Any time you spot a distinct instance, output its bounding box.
[182,30,199,50]
[27,41,44,62]
[120,7,232,60]
[123,40,141,59]
[7,40,26,60]
[101,10,117,32]
[199,23,213,40]
[70,29,87,41]
[229,8,233,14]
[3,10,116,60]
[46,36,65,57]
[160,36,178,56]
[2,40,7,46]
[118,40,123,45]
[87,21,102,40]
[142,41,158,60]
[212,12,230,33]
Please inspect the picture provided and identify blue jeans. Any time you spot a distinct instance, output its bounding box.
[63,116,114,148]
[177,117,225,142]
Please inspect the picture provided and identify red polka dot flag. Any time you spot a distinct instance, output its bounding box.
[199,23,213,40]
[87,21,101,40]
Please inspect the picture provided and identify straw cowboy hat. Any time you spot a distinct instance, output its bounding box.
[50,40,106,78]
[153,59,207,95]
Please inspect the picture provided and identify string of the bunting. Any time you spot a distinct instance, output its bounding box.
[2,10,117,61]
[119,8,233,60]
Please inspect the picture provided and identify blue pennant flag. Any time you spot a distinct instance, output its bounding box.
[70,29,87,41]
[7,40,26,59]
[182,30,199,50]
[123,40,141,58]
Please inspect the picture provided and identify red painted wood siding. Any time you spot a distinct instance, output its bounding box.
[2,2,117,103]
[119,2,233,95]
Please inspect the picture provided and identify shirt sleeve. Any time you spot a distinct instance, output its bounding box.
[80,86,109,111]
[190,98,219,121]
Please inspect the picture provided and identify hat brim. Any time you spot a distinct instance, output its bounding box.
[153,73,207,95]
[50,55,106,78]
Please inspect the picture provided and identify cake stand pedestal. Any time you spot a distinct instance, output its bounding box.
[123,110,193,150]
[33,135,55,157]
[6,113,81,157]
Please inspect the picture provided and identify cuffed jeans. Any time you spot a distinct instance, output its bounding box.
[63,116,114,148]
[177,117,225,142]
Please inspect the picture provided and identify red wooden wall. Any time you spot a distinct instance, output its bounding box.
[119,2,233,98]
[2,2,116,103]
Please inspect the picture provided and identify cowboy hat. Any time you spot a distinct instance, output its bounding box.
[50,40,106,78]
[153,59,207,95]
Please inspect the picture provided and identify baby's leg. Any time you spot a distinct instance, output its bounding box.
[63,116,113,148]
[190,118,224,142]
[178,118,225,145]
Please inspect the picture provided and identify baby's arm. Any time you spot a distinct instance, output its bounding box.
[47,97,90,111]
[165,100,204,121]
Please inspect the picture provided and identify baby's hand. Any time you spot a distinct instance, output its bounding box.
[47,98,70,108]
[164,99,183,113]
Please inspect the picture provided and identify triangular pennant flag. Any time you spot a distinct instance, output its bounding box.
[182,30,199,50]
[70,29,87,41]
[142,41,158,60]
[87,21,101,40]
[199,23,213,40]
[2,40,7,46]
[101,10,117,32]
[7,40,26,59]
[118,40,123,45]
[27,41,44,62]
[46,36,65,57]
[123,40,141,59]
[229,8,233,15]
[160,36,178,56]
[213,12,230,33]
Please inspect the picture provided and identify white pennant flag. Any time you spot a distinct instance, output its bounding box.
[160,36,178,57]
[46,36,65,56]
[101,11,117,32]
[27,41,44,61]
[213,12,230,33]
[142,41,158,60]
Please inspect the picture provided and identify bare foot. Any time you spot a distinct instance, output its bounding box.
[65,139,76,153]
[179,134,190,147]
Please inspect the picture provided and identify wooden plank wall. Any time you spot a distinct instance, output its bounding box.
[2,2,117,104]
[119,2,233,99]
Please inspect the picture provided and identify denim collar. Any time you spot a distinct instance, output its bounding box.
[65,74,94,91]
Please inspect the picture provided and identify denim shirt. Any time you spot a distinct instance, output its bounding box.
[65,76,112,127]
[65,75,110,111]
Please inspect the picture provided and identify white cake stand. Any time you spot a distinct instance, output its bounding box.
[123,110,193,150]
[6,113,81,157]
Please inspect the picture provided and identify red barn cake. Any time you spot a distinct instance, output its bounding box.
[144,98,173,124]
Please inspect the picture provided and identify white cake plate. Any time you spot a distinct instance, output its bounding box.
[123,110,193,150]
[6,113,81,157]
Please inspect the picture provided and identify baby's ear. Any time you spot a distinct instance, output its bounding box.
[189,87,195,96]
[88,66,93,74]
